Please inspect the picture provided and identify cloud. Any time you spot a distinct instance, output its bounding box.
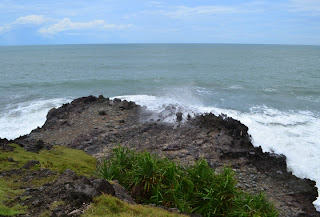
[143,5,251,18]
[14,15,49,25]
[0,25,11,34]
[38,18,132,35]
[0,14,51,35]
[38,18,104,35]
[289,0,320,14]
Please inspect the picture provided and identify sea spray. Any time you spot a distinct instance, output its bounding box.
[1,44,319,208]
[116,94,320,207]
[0,98,70,139]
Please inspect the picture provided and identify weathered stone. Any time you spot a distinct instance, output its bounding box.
[21,160,40,170]
[15,169,115,216]
[98,109,107,115]
[7,157,14,162]
[12,96,319,216]
[176,112,183,122]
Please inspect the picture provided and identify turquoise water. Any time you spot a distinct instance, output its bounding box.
[0,44,320,204]
[1,44,319,112]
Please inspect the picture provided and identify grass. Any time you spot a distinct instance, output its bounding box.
[0,144,97,176]
[97,145,279,217]
[0,143,97,216]
[0,179,26,216]
[0,143,279,216]
[83,194,187,217]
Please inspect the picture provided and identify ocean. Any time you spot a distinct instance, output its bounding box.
[0,44,319,205]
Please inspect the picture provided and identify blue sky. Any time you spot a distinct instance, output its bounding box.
[0,0,319,45]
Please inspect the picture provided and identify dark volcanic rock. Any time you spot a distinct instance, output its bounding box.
[176,112,183,122]
[21,160,40,170]
[0,138,15,151]
[19,169,115,216]
[15,95,319,216]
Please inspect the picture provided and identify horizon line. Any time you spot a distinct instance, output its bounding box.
[1,42,320,47]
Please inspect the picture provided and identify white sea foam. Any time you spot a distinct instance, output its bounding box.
[227,85,244,90]
[297,95,320,103]
[263,88,277,92]
[117,94,320,206]
[195,86,212,95]
[0,98,70,139]
[1,94,320,207]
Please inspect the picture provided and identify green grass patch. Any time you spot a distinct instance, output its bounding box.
[0,144,97,176]
[0,143,98,216]
[0,179,26,216]
[97,145,278,217]
[82,194,187,217]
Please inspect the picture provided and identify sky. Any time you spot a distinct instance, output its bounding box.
[0,0,319,45]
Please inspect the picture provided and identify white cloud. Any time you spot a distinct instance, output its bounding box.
[38,18,132,35]
[0,25,11,34]
[144,5,247,18]
[0,14,49,34]
[289,0,320,14]
[14,15,49,25]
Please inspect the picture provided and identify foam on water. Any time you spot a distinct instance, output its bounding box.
[117,94,320,206]
[227,85,244,90]
[297,95,320,103]
[1,94,319,207]
[0,98,71,139]
[263,88,277,92]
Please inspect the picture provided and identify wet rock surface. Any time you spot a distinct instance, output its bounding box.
[11,95,320,216]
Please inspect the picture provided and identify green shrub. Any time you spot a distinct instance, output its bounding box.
[97,145,278,217]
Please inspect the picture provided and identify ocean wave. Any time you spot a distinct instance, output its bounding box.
[0,98,70,139]
[1,94,320,206]
[226,85,244,90]
[297,95,320,103]
[263,88,277,92]
[115,94,320,206]
[195,86,212,95]
[0,78,155,90]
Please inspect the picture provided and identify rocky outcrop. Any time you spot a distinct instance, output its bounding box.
[0,163,136,216]
[16,169,115,216]
[14,95,319,216]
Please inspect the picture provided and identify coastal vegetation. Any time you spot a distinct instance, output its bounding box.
[0,143,223,217]
[97,145,278,217]
[0,144,97,216]
[1,95,317,216]
[0,143,279,216]
[83,194,187,217]
[0,144,97,176]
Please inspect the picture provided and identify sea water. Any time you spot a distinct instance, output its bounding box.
[0,44,319,206]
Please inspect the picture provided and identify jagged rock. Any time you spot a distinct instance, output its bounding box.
[111,181,136,204]
[0,138,15,151]
[18,169,115,216]
[14,95,319,216]
[176,112,183,122]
